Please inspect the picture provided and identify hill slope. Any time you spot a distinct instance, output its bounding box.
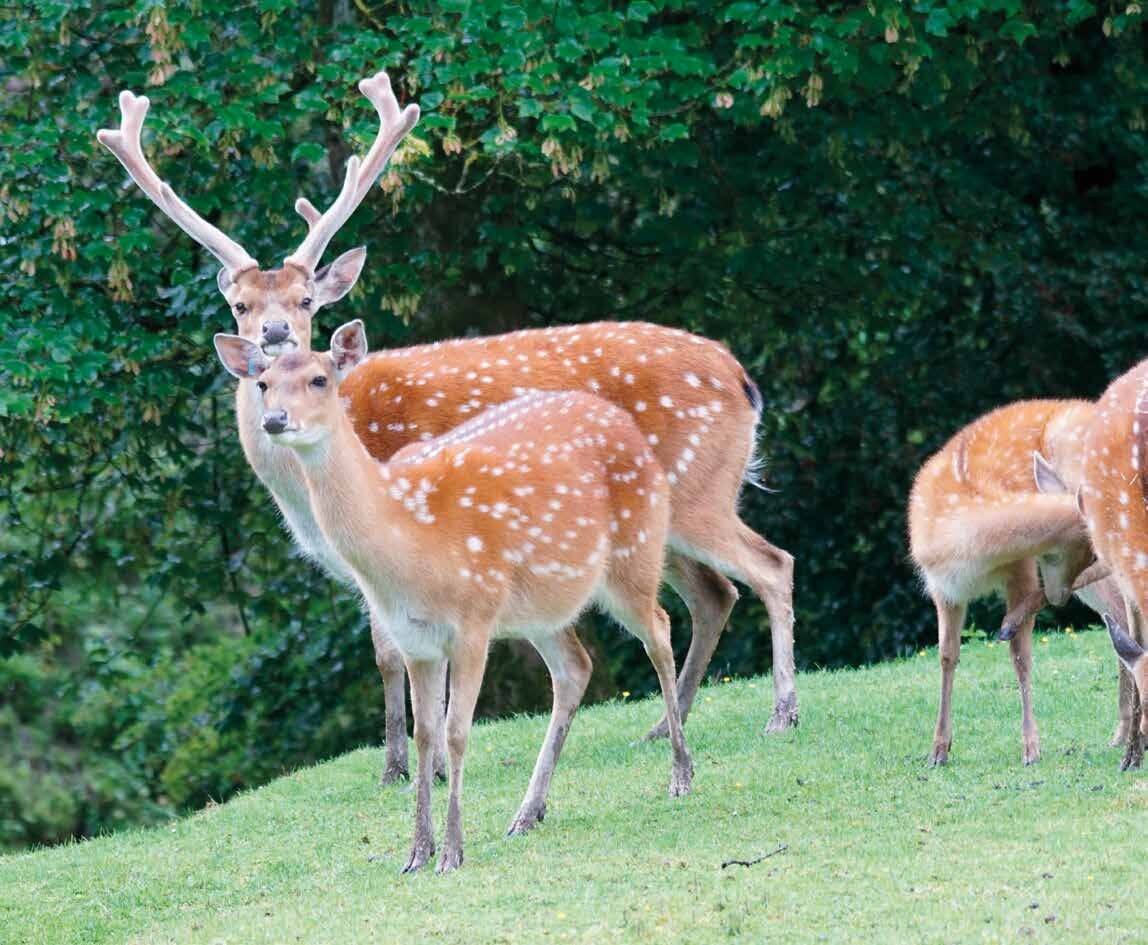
[2,629,1145,945]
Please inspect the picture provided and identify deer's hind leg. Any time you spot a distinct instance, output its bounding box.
[1004,560,1041,766]
[642,554,739,741]
[508,627,593,836]
[600,545,693,798]
[928,592,966,767]
[669,519,797,734]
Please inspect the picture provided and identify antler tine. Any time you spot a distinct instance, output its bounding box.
[97,90,258,278]
[284,156,364,273]
[285,71,419,273]
[294,198,322,227]
[353,72,421,207]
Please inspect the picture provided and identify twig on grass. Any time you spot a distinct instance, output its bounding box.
[721,843,788,869]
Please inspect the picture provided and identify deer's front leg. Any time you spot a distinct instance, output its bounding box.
[438,626,491,874]
[402,658,446,873]
[370,613,409,784]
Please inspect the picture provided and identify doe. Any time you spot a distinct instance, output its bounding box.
[908,400,1121,766]
[215,325,694,873]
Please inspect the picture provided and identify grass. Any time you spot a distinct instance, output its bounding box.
[3,627,1145,945]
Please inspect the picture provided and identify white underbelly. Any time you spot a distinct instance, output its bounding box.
[923,562,1006,606]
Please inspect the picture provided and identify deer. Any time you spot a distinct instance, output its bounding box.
[96,71,798,786]
[908,399,1127,767]
[214,326,694,872]
[1075,359,1148,770]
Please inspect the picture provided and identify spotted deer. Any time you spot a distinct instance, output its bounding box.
[1077,359,1148,770]
[97,72,798,784]
[909,399,1126,767]
[215,328,693,872]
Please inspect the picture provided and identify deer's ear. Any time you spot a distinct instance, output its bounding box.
[330,319,368,378]
[1033,451,1068,495]
[313,246,366,307]
[214,333,269,380]
[216,268,233,295]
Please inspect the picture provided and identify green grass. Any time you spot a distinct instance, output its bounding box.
[3,628,1145,945]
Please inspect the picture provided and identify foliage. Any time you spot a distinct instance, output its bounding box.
[1,631,1143,944]
[1,1,1146,848]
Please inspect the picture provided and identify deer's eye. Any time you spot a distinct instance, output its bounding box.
[235,302,247,314]
[256,380,267,392]
[310,375,327,389]
[301,297,313,309]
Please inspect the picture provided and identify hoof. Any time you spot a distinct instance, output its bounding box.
[1120,750,1144,772]
[927,744,950,767]
[380,762,410,786]
[436,845,463,874]
[642,717,670,742]
[997,623,1018,642]
[1111,723,1131,748]
[507,803,546,836]
[401,836,435,874]
[764,695,798,734]
[1022,739,1041,766]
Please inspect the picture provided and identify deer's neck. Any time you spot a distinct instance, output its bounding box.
[291,415,409,604]
[233,380,351,581]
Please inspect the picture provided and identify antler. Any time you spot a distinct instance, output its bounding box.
[285,71,420,274]
[96,91,259,278]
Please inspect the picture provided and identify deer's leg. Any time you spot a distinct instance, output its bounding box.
[1073,575,1130,745]
[1114,662,1136,747]
[508,628,593,836]
[438,625,491,874]
[1004,561,1041,766]
[603,582,693,797]
[642,554,739,741]
[1121,601,1145,772]
[675,521,797,733]
[929,594,966,766]
[433,664,449,784]
[401,658,446,874]
[370,613,409,784]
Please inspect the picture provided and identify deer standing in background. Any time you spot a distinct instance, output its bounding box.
[215,328,693,873]
[908,400,1126,766]
[1077,360,1148,770]
[97,72,798,784]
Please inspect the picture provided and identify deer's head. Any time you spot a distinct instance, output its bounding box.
[214,320,368,450]
[98,73,418,359]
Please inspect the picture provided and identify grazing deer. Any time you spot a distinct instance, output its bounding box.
[908,399,1124,766]
[215,328,693,872]
[1076,360,1148,770]
[97,72,798,783]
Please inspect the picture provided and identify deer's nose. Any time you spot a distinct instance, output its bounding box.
[262,320,291,345]
[262,409,289,435]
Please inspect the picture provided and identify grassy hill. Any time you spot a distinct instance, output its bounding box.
[2,627,1145,945]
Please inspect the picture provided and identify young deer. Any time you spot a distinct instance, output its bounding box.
[214,327,693,873]
[98,73,798,785]
[1077,359,1148,770]
[908,399,1124,766]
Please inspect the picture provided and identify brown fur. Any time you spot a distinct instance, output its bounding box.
[256,352,694,871]
[1079,360,1148,767]
[908,399,1110,766]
